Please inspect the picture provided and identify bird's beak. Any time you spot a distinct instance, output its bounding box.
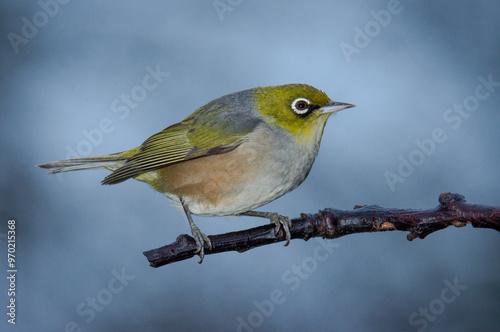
[319,101,355,114]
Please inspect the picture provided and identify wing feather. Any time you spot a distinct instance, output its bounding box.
[102,120,244,185]
[102,89,262,185]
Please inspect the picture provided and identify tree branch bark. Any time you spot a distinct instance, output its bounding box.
[143,193,500,267]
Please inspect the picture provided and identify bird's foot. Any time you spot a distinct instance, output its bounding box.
[190,225,212,264]
[181,199,212,263]
[242,211,291,246]
[268,212,292,246]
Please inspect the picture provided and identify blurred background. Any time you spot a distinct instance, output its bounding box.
[1,1,499,331]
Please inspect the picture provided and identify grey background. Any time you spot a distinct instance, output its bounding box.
[1,1,499,331]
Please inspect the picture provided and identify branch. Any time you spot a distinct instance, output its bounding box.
[143,193,500,267]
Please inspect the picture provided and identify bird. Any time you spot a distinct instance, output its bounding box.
[38,83,354,262]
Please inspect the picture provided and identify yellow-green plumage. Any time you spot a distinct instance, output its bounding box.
[255,84,331,145]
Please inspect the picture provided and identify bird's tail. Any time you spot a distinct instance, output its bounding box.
[37,151,130,174]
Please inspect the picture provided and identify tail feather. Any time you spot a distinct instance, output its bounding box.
[37,153,126,174]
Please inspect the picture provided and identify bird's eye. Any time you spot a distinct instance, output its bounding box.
[291,98,310,115]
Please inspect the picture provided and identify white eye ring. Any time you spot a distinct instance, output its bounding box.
[291,98,310,115]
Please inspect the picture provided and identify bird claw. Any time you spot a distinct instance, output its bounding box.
[191,225,212,264]
[181,199,212,263]
[268,213,292,246]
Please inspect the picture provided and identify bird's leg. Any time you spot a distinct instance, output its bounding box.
[241,211,291,246]
[181,199,212,263]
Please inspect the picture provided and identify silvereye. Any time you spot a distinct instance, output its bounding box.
[39,84,354,262]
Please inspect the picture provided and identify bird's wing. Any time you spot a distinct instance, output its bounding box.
[101,110,261,185]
